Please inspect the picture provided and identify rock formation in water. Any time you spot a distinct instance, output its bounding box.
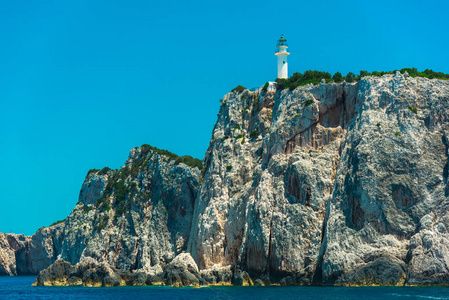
[3,72,449,286]
[0,224,64,276]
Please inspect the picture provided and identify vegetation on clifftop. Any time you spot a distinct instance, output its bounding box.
[231,85,247,93]
[230,68,449,94]
[139,144,202,170]
[91,143,201,217]
[89,145,202,179]
[272,68,449,91]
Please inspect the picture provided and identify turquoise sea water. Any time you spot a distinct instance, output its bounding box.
[1,276,449,300]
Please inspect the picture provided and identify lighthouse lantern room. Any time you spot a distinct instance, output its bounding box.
[275,35,289,79]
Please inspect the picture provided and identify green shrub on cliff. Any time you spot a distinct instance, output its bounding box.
[87,169,99,175]
[332,72,343,83]
[139,144,202,170]
[113,180,129,202]
[408,106,418,114]
[345,72,356,83]
[98,167,111,175]
[263,68,449,92]
[275,79,286,90]
[262,82,269,92]
[174,155,202,169]
[250,130,258,139]
[305,99,314,107]
[49,219,65,227]
[277,71,332,91]
[231,85,247,93]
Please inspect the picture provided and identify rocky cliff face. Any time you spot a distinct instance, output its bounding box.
[189,72,449,285]
[0,146,201,276]
[3,72,449,286]
[0,224,64,276]
[188,76,358,283]
[58,146,201,272]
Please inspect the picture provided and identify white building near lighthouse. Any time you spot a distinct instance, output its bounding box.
[275,35,289,79]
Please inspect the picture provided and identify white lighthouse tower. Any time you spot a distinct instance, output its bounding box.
[275,35,289,79]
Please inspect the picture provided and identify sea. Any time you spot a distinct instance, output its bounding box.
[1,276,449,300]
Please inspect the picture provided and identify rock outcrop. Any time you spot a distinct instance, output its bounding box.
[57,145,201,272]
[0,224,63,276]
[188,72,449,285]
[0,233,30,276]
[33,253,204,287]
[1,146,201,277]
[4,72,449,287]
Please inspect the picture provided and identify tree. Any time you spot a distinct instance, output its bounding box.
[345,72,356,83]
[332,72,343,83]
[275,78,286,90]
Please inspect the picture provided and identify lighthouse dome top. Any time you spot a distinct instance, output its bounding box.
[277,35,288,47]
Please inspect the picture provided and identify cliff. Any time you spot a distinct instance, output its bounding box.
[2,72,449,286]
[0,146,200,276]
[190,71,449,285]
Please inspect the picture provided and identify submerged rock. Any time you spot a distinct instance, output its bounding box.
[161,253,202,287]
[32,257,145,287]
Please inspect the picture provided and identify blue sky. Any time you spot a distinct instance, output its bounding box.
[1,0,448,235]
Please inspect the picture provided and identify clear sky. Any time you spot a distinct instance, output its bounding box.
[1,0,448,235]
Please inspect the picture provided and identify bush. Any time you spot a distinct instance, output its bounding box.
[376,123,381,127]
[408,106,418,114]
[226,165,233,171]
[345,72,356,83]
[236,134,243,139]
[275,78,286,90]
[274,68,448,90]
[231,85,247,93]
[98,167,111,175]
[332,72,343,83]
[262,82,269,92]
[250,130,258,139]
[138,144,202,170]
[87,169,99,176]
[82,204,92,213]
[113,180,129,202]
[174,155,202,169]
[49,219,65,227]
[398,68,449,80]
[96,197,109,209]
[277,71,333,91]
[357,70,371,80]
[305,99,314,107]
[395,131,401,136]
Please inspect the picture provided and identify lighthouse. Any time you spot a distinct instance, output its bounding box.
[275,35,289,79]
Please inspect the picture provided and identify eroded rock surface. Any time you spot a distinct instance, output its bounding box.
[4,73,449,286]
[0,224,63,276]
[58,146,201,272]
[189,73,449,285]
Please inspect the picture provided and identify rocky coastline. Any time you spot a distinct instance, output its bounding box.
[2,72,449,287]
